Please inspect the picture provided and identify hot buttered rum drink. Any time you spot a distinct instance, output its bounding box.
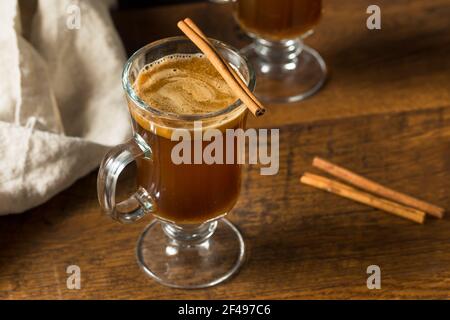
[130,54,246,224]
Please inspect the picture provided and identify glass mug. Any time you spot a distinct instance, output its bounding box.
[97,37,255,288]
[211,0,327,103]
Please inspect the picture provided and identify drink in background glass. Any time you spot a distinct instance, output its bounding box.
[235,0,322,41]
[212,0,327,103]
[97,37,254,288]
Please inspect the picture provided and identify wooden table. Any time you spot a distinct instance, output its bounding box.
[1,0,450,299]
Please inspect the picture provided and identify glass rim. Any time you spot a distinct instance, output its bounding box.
[122,36,256,121]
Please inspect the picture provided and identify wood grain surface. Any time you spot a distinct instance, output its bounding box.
[1,0,450,299]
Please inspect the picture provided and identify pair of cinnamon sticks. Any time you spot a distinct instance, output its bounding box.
[300,157,445,224]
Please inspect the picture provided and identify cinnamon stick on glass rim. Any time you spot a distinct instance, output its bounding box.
[182,18,263,113]
[312,157,445,218]
[300,172,426,224]
[177,18,265,117]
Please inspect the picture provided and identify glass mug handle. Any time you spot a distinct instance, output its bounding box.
[97,135,156,224]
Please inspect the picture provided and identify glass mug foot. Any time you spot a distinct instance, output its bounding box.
[136,218,245,289]
[240,39,327,104]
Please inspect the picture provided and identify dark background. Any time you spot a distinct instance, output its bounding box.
[118,0,204,9]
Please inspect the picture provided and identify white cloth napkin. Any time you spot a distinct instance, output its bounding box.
[0,0,131,215]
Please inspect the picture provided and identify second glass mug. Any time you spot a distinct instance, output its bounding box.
[211,0,327,103]
[97,37,255,288]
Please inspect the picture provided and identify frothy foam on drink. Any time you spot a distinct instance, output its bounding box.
[133,54,238,114]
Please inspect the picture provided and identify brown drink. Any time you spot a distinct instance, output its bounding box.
[235,0,322,41]
[130,54,246,224]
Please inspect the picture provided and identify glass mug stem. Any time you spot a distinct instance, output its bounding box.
[162,220,218,245]
[97,134,155,223]
[253,38,303,63]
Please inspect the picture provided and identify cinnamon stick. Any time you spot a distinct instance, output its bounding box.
[177,19,265,117]
[300,172,426,224]
[312,157,445,218]
[183,18,264,113]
